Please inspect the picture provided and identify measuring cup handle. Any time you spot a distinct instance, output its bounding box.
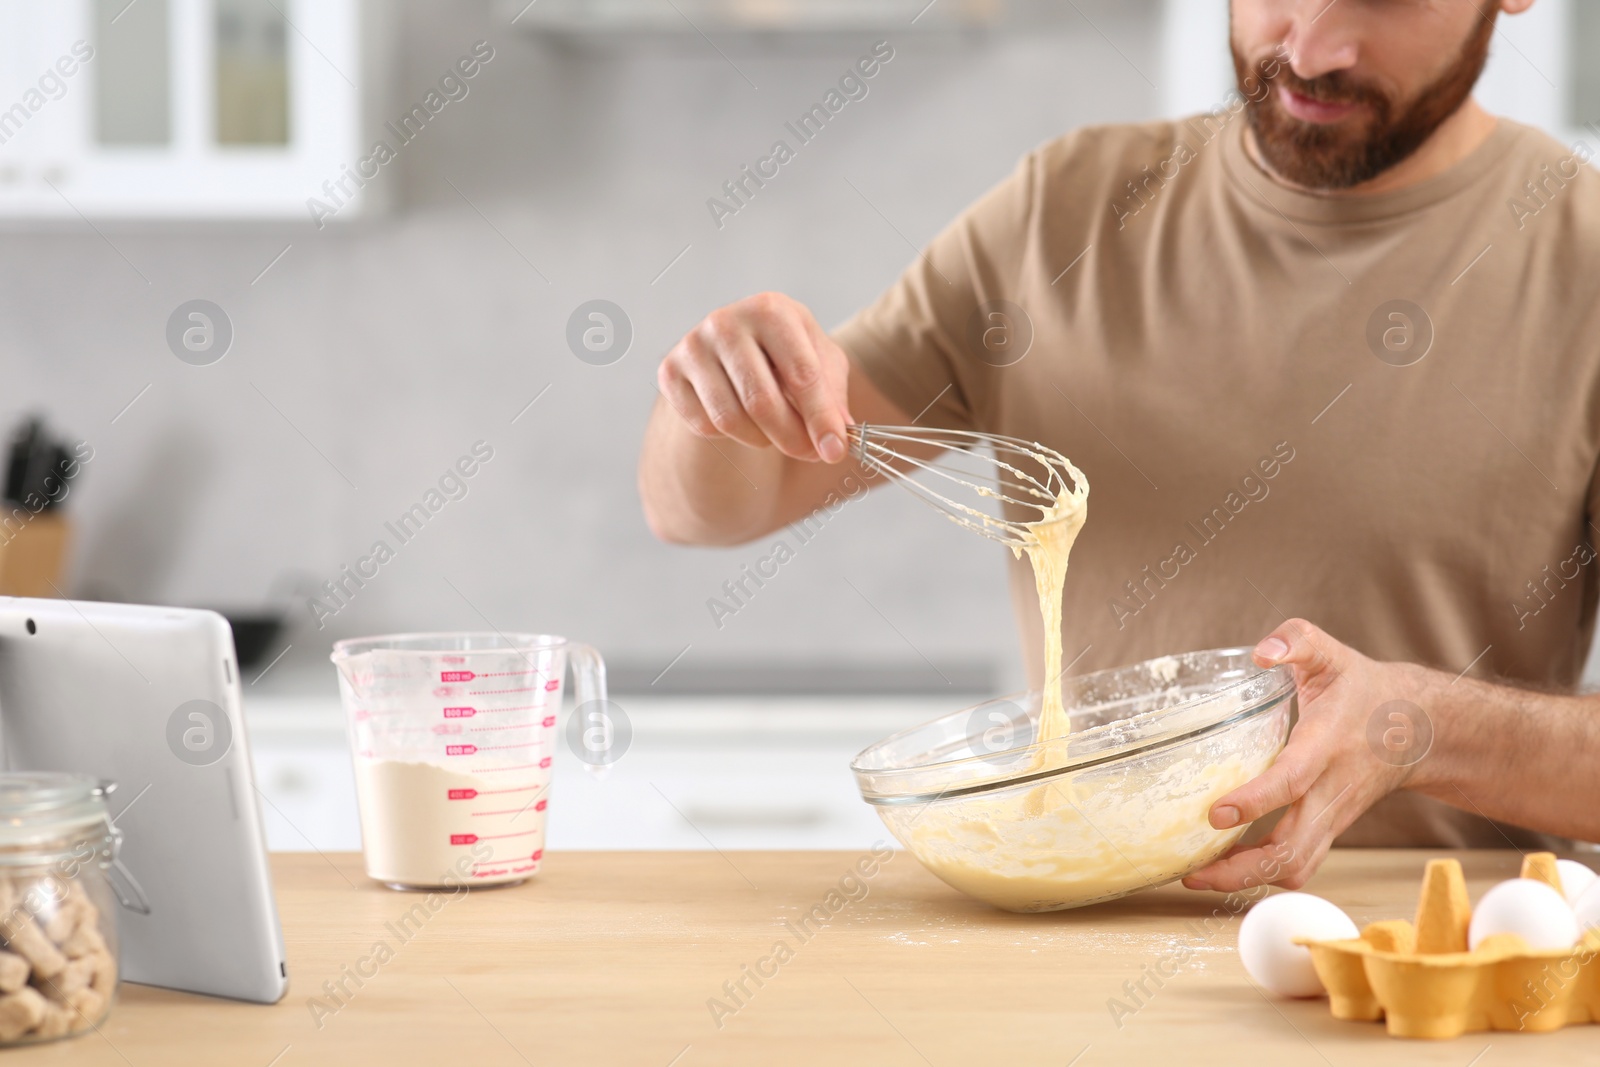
[567,642,607,712]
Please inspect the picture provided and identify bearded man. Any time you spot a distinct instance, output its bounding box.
[638,0,1600,891]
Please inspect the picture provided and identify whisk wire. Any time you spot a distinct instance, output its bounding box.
[847,424,1085,549]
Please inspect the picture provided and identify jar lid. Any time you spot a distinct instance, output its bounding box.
[0,772,111,850]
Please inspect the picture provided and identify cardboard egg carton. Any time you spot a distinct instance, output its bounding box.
[1299,853,1600,1039]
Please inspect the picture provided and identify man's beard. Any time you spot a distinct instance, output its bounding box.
[1230,15,1496,190]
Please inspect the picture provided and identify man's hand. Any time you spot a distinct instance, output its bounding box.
[1181,619,1428,893]
[657,291,854,464]
[641,292,910,546]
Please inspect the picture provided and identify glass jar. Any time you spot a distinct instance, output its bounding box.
[0,774,119,1046]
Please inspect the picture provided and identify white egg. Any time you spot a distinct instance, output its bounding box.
[1557,859,1598,904]
[1238,892,1359,998]
[1573,880,1600,934]
[1467,878,1579,951]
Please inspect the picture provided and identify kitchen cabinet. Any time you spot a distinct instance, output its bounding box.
[243,692,932,852]
[500,0,1011,33]
[0,0,389,218]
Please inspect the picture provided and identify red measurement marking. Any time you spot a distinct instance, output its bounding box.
[440,671,475,682]
[472,860,539,878]
[445,744,477,756]
[442,656,466,665]
[531,848,544,861]
[479,763,542,773]
[478,830,539,840]
[540,757,551,769]
[469,723,535,732]
[443,706,476,718]
[542,715,556,728]
[477,785,541,794]
[450,834,478,845]
[467,703,556,713]
[471,806,541,816]
[448,789,477,800]
[479,742,536,751]
[467,686,538,696]
[544,679,560,692]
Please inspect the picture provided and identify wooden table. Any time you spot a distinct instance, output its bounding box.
[13,850,1597,1065]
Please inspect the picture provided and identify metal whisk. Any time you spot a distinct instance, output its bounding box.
[846,425,1087,550]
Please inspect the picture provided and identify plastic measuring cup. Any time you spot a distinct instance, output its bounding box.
[330,632,605,890]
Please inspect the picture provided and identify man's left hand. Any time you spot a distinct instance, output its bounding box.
[1181,619,1427,892]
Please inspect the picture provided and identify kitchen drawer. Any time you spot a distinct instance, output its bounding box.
[546,744,894,851]
[243,694,928,852]
[247,729,363,852]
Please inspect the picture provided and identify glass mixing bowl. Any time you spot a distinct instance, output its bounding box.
[850,647,1295,913]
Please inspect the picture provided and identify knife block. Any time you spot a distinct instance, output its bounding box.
[0,511,71,597]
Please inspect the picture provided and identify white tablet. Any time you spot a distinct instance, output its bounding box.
[0,597,287,1004]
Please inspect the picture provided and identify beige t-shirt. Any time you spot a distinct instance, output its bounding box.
[836,112,1600,849]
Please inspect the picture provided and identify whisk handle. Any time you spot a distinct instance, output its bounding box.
[845,423,875,463]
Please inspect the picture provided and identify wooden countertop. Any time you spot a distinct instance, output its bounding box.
[13,849,1597,1065]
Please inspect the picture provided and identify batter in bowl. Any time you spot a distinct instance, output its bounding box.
[901,451,1275,910]
[901,745,1274,911]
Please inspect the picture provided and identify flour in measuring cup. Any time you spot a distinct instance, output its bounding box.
[355,759,548,888]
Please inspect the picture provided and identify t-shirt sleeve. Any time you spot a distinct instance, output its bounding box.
[832,150,1041,431]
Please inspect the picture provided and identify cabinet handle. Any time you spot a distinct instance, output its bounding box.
[680,805,828,829]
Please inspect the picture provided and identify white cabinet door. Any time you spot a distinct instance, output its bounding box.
[0,0,377,218]
[546,745,896,852]
[244,694,924,853]
[249,728,364,852]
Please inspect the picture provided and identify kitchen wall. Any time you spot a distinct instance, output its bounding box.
[0,0,1167,691]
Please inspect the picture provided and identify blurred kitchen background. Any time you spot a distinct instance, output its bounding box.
[1,0,1595,852]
